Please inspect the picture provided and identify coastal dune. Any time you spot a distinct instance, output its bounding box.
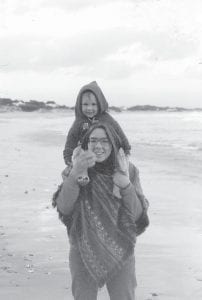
[0,111,202,300]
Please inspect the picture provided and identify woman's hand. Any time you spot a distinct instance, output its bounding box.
[113,148,130,189]
[117,148,129,176]
[71,147,96,181]
[113,172,130,189]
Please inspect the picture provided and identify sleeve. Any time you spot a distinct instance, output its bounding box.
[52,165,80,231]
[119,164,149,240]
[63,120,81,165]
[130,164,149,235]
[52,183,73,230]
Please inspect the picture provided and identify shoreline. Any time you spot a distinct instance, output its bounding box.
[1,113,202,299]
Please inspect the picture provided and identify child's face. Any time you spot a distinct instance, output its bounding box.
[81,93,98,118]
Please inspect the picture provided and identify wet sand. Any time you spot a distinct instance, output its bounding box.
[1,112,202,299]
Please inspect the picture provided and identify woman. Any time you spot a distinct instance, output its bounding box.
[52,123,149,300]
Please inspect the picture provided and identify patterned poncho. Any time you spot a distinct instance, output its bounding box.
[52,163,149,287]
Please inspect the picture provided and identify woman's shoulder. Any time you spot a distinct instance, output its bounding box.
[72,118,85,126]
[69,118,86,134]
[98,112,115,122]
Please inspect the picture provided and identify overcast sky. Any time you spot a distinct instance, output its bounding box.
[1,0,202,108]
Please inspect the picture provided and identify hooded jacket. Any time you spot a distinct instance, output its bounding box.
[75,81,108,118]
[63,81,131,164]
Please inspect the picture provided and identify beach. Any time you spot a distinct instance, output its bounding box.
[0,111,202,300]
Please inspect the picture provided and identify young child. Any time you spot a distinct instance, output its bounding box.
[63,81,131,197]
[63,81,131,166]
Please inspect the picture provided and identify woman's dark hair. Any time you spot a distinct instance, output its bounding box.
[81,123,124,170]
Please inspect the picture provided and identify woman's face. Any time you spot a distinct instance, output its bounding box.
[88,128,112,162]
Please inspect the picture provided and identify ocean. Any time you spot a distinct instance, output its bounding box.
[1,110,202,183]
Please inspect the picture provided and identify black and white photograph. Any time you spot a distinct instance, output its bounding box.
[0,1,202,299]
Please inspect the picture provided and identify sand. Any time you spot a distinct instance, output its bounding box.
[0,112,202,300]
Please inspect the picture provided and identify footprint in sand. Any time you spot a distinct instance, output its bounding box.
[151,293,158,296]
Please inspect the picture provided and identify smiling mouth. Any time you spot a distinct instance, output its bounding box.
[86,112,94,115]
[95,152,104,156]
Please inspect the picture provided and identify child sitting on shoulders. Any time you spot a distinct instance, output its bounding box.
[63,81,131,165]
[63,81,131,197]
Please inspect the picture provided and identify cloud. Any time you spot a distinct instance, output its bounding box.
[41,0,101,11]
[0,25,198,78]
[1,0,202,92]
[140,32,199,61]
[0,28,139,72]
[185,63,202,80]
[1,0,129,16]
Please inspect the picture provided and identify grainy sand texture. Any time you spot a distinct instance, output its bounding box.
[1,111,202,300]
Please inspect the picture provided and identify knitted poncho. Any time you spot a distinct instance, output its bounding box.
[52,162,149,287]
[55,123,149,286]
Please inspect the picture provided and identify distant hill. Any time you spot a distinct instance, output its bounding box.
[127,105,202,112]
[0,97,201,112]
[0,98,74,112]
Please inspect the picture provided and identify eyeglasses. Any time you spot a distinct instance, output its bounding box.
[88,138,111,147]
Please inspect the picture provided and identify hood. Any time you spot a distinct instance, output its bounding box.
[75,81,108,118]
